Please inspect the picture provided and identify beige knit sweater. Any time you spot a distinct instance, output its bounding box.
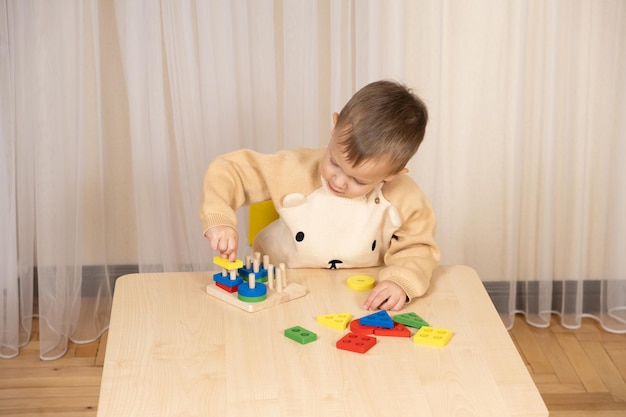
[199,147,440,301]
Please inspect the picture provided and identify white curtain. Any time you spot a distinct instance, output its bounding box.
[1,0,624,360]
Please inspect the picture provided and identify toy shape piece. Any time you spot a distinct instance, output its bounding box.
[346,275,376,291]
[215,282,238,293]
[213,256,243,271]
[276,268,283,292]
[413,326,453,347]
[317,312,352,331]
[373,322,411,338]
[393,312,429,329]
[214,273,243,287]
[284,326,317,345]
[267,264,274,290]
[359,310,394,329]
[279,263,287,286]
[349,319,376,335]
[336,333,376,354]
[238,280,267,303]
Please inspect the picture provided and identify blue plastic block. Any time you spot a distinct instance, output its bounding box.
[213,273,243,288]
[359,310,394,329]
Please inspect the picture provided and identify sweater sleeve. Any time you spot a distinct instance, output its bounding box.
[198,148,323,236]
[378,175,441,301]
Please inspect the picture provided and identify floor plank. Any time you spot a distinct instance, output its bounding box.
[510,315,626,416]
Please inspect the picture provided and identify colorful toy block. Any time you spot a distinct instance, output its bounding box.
[346,274,376,290]
[284,326,317,345]
[213,256,243,270]
[413,326,453,347]
[239,267,269,282]
[238,281,267,302]
[393,312,429,329]
[349,319,377,335]
[215,281,239,293]
[213,273,243,287]
[373,322,411,338]
[358,310,394,329]
[317,312,352,331]
[206,252,307,313]
[336,333,377,354]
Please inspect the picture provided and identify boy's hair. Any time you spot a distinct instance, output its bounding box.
[335,80,428,175]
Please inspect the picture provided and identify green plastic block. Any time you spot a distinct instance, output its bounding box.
[393,312,429,329]
[237,293,267,303]
[284,326,317,345]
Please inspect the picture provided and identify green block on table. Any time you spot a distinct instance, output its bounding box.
[393,312,429,329]
[284,326,317,345]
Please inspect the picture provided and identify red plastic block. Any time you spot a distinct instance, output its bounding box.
[215,282,238,293]
[349,319,377,335]
[373,322,411,337]
[336,332,376,354]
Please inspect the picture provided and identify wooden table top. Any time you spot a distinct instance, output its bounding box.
[97,265,548,417]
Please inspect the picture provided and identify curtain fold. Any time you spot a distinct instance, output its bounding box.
[1,0,625,359]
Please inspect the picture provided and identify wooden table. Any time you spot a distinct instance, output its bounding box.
[97,265,548,417]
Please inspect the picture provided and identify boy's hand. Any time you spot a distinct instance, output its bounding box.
[363,281,407,311]
[205,226,239,262]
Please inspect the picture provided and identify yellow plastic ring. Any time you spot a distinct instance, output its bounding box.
[346,275,376,291]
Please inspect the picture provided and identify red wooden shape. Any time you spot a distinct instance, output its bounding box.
[336,332,376,354]
[349,319,377,335]
[216,282,238,293]
[373,322,411,337]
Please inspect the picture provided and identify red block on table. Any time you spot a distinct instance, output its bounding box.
[373,322,411,337]
[349,319,377,335]
[336,332,376,354]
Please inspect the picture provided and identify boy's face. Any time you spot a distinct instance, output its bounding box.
[320,124,400,198]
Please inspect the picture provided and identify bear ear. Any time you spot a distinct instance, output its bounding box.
[388,206,401,228]
[282,193,307,208]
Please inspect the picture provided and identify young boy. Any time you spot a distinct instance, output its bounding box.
[199,80,440,311]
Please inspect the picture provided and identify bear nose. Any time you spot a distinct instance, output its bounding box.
[328,260,343,270]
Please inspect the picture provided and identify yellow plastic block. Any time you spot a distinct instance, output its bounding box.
[413,326,452,347]
[317,312,352,331]
[213,256,243,270]
[346,275,376,291]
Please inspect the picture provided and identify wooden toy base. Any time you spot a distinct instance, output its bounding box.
[206,282,307,313]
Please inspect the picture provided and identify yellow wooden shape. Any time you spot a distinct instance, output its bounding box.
[346,275,376,291]
[413,326,453,347]
[248,200,279,246]
[213,256,243,270]
[317,312,352,331]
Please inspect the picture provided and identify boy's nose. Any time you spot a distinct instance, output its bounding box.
[333,173,347,188]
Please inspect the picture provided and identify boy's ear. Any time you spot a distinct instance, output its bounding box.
[383,168,409,182]
[332,112,339,126]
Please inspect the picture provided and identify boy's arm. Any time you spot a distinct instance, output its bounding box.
[199,149,276,235]
[379,176,441,302]
[199,147,324,234]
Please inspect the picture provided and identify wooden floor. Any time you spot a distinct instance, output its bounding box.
[0,315,625,416]
[509,315,626,417]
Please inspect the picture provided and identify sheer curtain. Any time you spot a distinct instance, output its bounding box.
[1,0,113,360]
[1,0,625,360]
